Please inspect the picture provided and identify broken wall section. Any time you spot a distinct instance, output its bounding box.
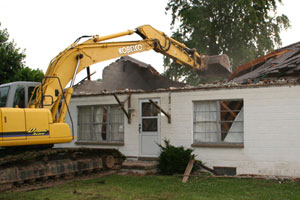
[74,56,186,95]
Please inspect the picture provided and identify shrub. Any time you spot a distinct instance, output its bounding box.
[158,139,194,175]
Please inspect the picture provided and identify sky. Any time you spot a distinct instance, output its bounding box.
[0,0,300,82]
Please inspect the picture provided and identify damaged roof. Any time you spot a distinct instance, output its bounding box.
[230,42,300,84]
[73,56,185,95]
[73,42,300,97]
[72,77,300,97]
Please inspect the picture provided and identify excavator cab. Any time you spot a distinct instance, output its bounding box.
[0,81,39,108]
[0,81,73,147]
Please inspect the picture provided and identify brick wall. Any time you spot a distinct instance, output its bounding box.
[59,84,300,177]
[170,85,300,177]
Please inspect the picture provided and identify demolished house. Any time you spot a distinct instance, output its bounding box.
[60,43,300,177]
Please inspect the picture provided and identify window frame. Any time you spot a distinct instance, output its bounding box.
[13,86,25,108]
[192,99,244,148]
[76,104,124,145]
[0,86,10,107]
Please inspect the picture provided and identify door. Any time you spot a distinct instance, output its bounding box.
[139,99,160,157]
[1,108,26,140]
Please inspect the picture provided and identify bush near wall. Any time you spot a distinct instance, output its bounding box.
[158,139,194,175]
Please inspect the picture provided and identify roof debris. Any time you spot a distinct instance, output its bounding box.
[73,77,300,97]
[73,42,300,97]
[230,42,300,84]
[73,56,185,95]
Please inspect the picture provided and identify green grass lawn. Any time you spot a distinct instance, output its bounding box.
[1,175,300,200]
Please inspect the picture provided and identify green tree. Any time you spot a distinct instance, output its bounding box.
[0,23,43,84]
[0,23,25,84]
[164,0,290,85]
[14,67,44,82]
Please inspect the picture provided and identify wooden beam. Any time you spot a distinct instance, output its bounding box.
[86,66,91,80]
[74,71,96,87]
[229,49,290,80]
[127,91,132,123]
[182,158,195,183]
[221,122,230,141]
[148,99,171,123]
[220,102,235,140]
[113,93,131,123]
[220,102,236,118]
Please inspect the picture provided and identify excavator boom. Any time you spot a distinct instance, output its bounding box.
[36,25,231,122]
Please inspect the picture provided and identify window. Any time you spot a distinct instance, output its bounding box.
[0,86,9,107]
[77,105,124,144]
[28,86,37,105]
[193,100,244,145]
[141,101,159,132]
[13,86,25,108]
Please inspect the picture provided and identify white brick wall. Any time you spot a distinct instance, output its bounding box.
[58,84,300,177]
[170,85,300,177]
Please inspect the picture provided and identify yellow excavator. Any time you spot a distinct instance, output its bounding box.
[0,25,231,189]
[0,25,231,147]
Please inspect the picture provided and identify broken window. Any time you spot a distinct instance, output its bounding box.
[77,105,124,143]
[193,100,244,144]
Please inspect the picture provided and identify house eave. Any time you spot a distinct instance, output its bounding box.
[72,78,300,97]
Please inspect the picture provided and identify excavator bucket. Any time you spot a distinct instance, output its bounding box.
[197,54,232,80]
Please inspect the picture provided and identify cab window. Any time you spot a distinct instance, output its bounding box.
[0,86,10,107]
[13,86,25,108]
[28,86,36,104]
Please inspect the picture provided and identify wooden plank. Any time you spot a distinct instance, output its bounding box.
[220,102,236,118]
[113,93,131,123]
[127,91,131,124]
[229,49,290,80]
[148,99,171,123]
[182,158,195,183]
[86,66,91,80]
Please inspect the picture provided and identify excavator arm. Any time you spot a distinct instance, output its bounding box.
[34,25,230,123]
[136,25,206,69]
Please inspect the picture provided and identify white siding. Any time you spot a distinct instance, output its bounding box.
[59,85,300,177]
[171,85,300,177]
